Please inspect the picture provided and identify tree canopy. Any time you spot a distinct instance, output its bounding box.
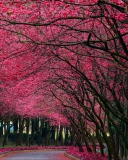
[0,0,128,159]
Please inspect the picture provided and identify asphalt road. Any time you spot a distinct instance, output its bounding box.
[2,150,70,160]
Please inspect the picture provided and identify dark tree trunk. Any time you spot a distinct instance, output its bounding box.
[101,129,120,160]
[16,118,24,146]
[58,126,63,145]
[96,128,104,156]
[65,127,69,146]
[37,119,41,146]
[76,140,84,152]
[31,119,36,145]
[3,121,10,147]
[83,136,92,152]
[44,121,50,146]
[26,118,30,146]
[0,120,3,137]
[13,119,18,133]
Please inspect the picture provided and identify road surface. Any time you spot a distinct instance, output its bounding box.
[2,150,70,160]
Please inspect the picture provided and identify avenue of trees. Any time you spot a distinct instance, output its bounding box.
[0,0,128,160]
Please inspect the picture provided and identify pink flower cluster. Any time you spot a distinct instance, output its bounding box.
[0,146,68,155]
[66,147,108,160]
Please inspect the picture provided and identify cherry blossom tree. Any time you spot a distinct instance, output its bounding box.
[0,0,128,159]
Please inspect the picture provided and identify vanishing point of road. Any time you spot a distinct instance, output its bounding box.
[1,150,71,160]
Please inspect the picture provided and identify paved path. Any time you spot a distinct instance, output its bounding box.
[2,150,70,160]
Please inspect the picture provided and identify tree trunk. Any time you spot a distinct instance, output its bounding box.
[13,119,18,133]
[50,126,55,145]
[102,129,120,160]
[31,119,36,145]
[65,127,69,146]
[3,121,10,147]
[76,140,84,152]
[96,128,104,156]
[44,121,50,146]
[83,135,92,152]
[58,126,63,145]
[16,118,24,146]
[88,133,96,152]
[55,127,59,146]
[0,120,3,137]
[26,118,30,146]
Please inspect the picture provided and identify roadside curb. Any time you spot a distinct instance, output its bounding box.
[0,151,11,158]
[64,152,80,160]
